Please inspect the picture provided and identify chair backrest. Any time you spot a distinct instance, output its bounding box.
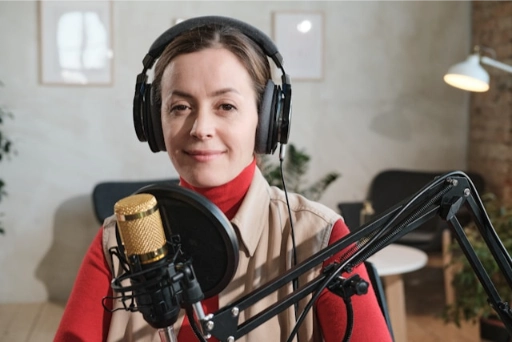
[337,201,364,231]
[92,178,179,224]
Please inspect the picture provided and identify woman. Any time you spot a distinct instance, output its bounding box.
[55,17,392,342]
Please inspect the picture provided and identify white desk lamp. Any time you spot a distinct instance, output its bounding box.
[444,46,512,92]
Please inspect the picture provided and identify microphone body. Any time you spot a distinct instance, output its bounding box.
[114,193,182,330]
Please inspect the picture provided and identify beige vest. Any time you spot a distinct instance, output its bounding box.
[103,168,341,342]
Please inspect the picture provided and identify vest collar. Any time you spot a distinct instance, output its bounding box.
[230,167,270,257]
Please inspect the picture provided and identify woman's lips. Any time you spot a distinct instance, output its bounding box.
[185,150,224,162]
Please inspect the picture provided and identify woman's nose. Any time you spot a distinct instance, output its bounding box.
[190,112,214,140]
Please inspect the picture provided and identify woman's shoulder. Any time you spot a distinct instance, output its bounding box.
[267,185,340,223]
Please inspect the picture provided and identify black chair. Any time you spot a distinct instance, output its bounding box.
[365,169,485,252]
[337,201,365,231]
[92,178,179,224]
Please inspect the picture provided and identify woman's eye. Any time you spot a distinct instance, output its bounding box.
[220,104,236,111]
[170,104,190,114]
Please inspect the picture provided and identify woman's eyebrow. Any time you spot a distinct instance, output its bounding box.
[165,88,241,101]
[209,88,241,97]
[169,90,194,99]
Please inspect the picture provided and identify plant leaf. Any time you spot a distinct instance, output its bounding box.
[257,143,340,201]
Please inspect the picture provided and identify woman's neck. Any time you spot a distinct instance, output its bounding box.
[180,159,256,220]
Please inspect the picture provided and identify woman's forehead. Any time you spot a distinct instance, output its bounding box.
[161,48,254,91]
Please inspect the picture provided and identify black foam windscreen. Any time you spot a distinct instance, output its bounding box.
[134,183,239,298]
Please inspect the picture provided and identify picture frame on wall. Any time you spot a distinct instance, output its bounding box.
[272,11,324,81]
[38,0,113,86]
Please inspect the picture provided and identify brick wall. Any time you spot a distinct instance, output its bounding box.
[469,1,512,204]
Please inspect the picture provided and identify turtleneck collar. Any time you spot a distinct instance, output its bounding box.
[179,158,256,220]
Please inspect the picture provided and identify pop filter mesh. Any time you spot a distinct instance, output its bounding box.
[135,184,239,298]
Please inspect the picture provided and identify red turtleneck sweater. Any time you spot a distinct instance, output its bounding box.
[55,160,391,341]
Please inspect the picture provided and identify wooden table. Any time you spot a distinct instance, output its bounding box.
[368,244,428,342]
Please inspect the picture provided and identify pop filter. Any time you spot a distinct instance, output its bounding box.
[134,183,239,298]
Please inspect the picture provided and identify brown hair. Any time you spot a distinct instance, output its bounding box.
[153,24,272,110]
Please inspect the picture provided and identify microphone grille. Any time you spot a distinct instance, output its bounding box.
[114,193,167,264]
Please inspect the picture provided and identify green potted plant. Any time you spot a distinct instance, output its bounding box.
[257,143,340,201]
[0,80,15,234]
[444,192,512,341]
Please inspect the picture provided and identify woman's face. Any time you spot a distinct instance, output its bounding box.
[160,47,259,188]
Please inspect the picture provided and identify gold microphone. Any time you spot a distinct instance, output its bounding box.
[114,193,168,265]
[113,193,182,335]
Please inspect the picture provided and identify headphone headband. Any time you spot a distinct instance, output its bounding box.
[145,16,284,70]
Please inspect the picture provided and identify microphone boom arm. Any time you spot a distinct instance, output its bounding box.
[200,171,512,341]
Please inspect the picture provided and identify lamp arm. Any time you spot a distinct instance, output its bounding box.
[199,171,512,341]
[481,56,512,74]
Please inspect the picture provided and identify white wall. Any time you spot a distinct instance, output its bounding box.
[0,1,471,303]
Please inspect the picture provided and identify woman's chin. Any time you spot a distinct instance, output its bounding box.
[184,174,229,188]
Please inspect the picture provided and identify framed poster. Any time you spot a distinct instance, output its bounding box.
[272,11,324,80]
[39,1,113,86]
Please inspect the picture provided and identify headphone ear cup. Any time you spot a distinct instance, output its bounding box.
[147,84,166,152]
[133,84,148,143]
[255,80,279,154]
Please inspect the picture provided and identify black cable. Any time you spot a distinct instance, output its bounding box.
[278,145,300,339]
[280,159,299,290]
[286,259,351,342]
[342,298,354,342]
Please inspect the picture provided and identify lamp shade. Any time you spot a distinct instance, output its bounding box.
[443,54,490,92]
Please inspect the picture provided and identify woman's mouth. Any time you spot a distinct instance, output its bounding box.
[185,150,224,162]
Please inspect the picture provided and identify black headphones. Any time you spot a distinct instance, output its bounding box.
[133,16,292,155]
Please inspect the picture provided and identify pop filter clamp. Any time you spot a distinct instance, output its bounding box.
[107,172,512,342]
